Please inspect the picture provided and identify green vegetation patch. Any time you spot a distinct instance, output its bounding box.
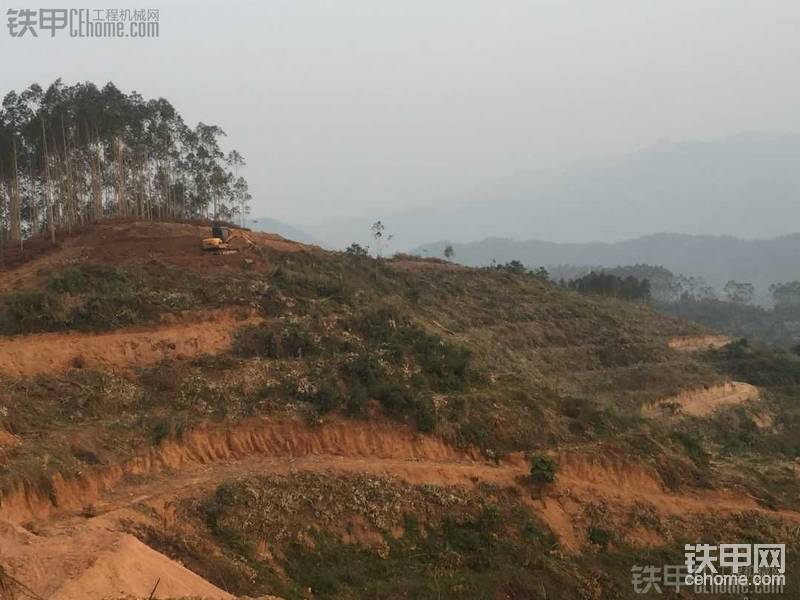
[0,262,262,335]
[139,473,614,599]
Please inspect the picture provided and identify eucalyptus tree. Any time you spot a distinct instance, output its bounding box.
[226,150,249,226]
[0,79,251,242]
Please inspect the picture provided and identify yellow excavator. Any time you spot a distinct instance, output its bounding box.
[202,224,256,255]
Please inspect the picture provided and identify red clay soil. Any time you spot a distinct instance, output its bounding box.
[1,418,798,598]
[0,220,319,294]
[0,308,262,378]
[644,381,760,418]
[2,418,796,550]
[668,334,731,352]
[0,518,234,600]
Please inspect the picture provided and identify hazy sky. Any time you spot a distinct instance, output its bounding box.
[2,0,800,226]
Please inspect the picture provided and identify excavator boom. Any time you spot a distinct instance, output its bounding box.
[202,226,255,255]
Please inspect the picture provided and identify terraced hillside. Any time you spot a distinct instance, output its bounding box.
[0,221,798,599]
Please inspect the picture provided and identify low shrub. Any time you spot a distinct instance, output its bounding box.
[47,265,131,295]
[529,454,558,483]
[69,294,151,330]
[0,266,154,334]
[588,526,611,549]
[349,306,475,391]
[235,321,318,359]
[0,290,67,334]
[670,431,709,467]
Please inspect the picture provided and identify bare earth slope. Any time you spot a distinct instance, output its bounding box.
[0,308,261,377]
[2,418,797,598]
[0,222,797,599]
[644,381,760,417]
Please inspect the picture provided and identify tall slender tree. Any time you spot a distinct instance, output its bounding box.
[0,80,252,242]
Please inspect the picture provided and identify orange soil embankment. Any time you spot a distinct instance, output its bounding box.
[0,309,260,378]
[538,448,793,551]
[644,381,759,418]
[0,419,470,599]
[59,535,233,600]
[2,419,799,598]
[2,418,796,551]
[0,418,475,524]
[0,429,19,447]
[668,335,731,352]
[0,518,234,600]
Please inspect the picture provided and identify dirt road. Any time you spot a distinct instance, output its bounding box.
[2,418,797,599]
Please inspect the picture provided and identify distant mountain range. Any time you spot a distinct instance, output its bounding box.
[303,132,800,250]
[256,133,800,299]
[412,233,800,301]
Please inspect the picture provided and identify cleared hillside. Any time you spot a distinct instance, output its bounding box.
[0,221,798,599]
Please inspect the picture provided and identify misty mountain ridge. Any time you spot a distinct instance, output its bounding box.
[412,231,800,302]
[304,132,800,250]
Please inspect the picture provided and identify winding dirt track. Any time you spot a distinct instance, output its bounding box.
[2,418,798,599]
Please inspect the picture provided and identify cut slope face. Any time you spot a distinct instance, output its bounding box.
[645,381,759,417]
[0,309,261,377]
[668,334,731,352]
[1,419,796,599]
[0,418,472,524]
[2,419,795,546]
